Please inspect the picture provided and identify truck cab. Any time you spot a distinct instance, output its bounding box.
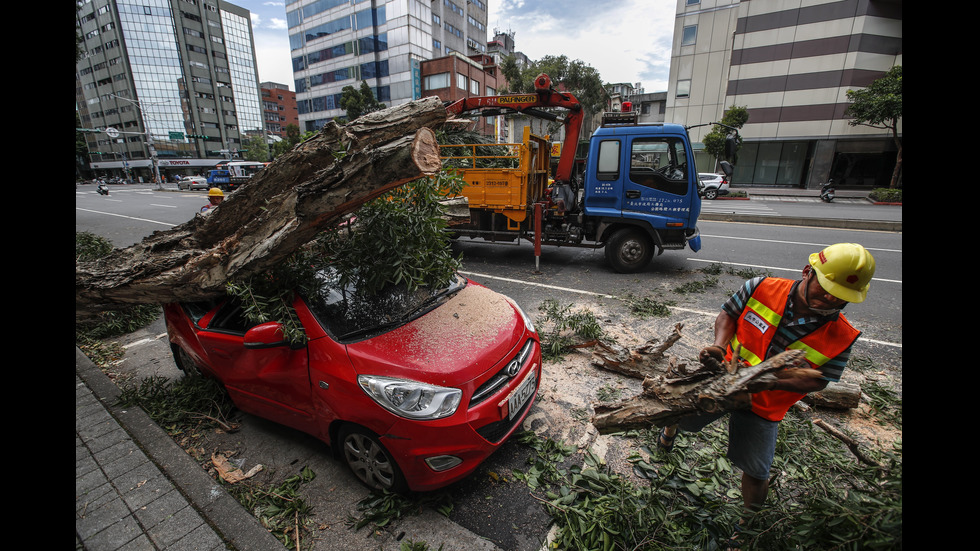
[580,116,703,272]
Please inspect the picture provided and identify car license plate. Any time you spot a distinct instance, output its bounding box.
[508,369,536,420]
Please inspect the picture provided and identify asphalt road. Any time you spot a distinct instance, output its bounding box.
[77,183,902,550]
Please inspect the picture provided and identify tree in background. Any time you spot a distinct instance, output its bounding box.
[270,123,302,161]
[702,105,749,170]
[499,54,608,132]
[845,65,902,188]
[241,135,270,162]
[340,81,387,122]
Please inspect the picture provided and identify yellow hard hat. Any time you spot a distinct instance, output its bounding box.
[208,187,224,197]
[808,243,875,303]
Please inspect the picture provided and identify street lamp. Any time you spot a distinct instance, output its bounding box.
[109,94,168,189]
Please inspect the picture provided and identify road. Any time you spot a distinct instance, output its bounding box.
[77,184,902,550]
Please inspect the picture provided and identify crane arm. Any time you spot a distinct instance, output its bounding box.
[444,74,584,185]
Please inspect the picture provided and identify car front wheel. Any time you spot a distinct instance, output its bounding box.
[339,425,407,493]
[704,188,718,200]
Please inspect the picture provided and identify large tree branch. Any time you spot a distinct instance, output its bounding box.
[76,97,448,317]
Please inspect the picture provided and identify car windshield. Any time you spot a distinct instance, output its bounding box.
[303,268,467,341]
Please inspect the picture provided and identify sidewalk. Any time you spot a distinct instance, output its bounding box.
[700,186,902,232]
[76,348,286,551]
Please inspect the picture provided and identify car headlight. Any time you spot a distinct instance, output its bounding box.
[502,295,535,334]
[357,375,462,420]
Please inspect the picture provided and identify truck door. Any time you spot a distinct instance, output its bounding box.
[621,137,697,227]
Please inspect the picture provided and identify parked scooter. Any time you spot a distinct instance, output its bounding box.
[820,179,835,203]
[97,182,109,196]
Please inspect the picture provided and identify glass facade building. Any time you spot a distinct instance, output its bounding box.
[288,0,487,132]
[76,0,263,180]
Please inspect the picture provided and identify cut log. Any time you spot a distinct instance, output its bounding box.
[802,381,862,410]
[76,97,448,318]
[592,349,808,433]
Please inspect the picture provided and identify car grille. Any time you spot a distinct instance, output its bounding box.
[475,387,535,443]
[469,339,534,408]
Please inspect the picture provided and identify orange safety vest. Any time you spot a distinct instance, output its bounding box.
[727,278,860,421]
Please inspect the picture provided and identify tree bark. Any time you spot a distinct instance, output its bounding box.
[592,348,808,432]
[76,97,448,317]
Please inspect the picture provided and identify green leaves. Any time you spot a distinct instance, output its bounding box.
[845,66,902,130]
[535,299,605,361]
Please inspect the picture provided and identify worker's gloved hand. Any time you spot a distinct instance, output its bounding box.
[699,345,726,363]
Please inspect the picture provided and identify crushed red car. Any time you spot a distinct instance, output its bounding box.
[164,270,541,492]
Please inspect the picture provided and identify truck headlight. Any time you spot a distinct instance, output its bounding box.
[357,375,462,420]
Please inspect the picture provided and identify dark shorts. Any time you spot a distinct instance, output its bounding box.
[677,409,779,481]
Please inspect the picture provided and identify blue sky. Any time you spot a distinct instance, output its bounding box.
[237,0,676,93]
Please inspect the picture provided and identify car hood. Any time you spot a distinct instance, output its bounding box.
[344,283,524,386]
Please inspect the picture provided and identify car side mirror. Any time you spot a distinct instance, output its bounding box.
[244,322,302,349]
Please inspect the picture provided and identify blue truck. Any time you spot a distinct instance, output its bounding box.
[442,75,735,273]
[206,161,266,192]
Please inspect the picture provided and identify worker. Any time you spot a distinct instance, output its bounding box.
[201,188,224,214]
[658,243,875,545]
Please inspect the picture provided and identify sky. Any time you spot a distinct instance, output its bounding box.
[238,0,677,93]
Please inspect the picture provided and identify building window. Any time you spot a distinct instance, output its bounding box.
[682,25,697,46]
[676,80,691,98]
[425,72,450,90]
[457,73,467,90]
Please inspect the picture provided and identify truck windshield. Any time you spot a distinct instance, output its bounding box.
[303,268,467,342]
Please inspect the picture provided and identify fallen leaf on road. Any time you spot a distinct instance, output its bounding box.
[211,452,264,483]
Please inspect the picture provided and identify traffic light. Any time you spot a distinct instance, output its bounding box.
[186,134,215,140]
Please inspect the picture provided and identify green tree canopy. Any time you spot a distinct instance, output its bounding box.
[340,81,387,121]
[499,55,608,123]
[845,65,902,188]
[702,105,749,167]
[241,135,270,162]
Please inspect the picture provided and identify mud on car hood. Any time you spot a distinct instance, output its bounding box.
[344,284,525,386]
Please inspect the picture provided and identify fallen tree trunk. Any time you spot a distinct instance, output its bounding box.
[76,97,448,318]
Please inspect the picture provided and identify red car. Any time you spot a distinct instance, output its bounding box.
[164,271,541,492]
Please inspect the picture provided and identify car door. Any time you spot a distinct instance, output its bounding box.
[622,136,697,227]
[196,300,317,434]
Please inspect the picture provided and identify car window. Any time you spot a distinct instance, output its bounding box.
[303,268,466,341]
[208,301,259,334]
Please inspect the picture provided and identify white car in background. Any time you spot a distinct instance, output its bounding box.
[178,176,208,190]
[698,173,730,200]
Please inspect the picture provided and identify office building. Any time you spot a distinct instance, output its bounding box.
[667,0,902,188]
[76,0,263,181]
[288,0,488,132]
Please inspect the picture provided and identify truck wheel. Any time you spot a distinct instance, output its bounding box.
[605,229,653,273]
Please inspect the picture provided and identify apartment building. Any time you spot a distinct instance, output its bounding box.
[261,82,300,139]
[667,0,902,188]
[287,0,488,132]
[76,0,263,181]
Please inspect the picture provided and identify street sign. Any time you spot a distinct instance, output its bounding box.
[169,131,185,140]
[105,127,120,138]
